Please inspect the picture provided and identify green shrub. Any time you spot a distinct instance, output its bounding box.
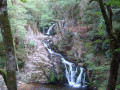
[48,69,56,83]
[57,74,63,81]
[58,31,74,51]
[28,41,35,49]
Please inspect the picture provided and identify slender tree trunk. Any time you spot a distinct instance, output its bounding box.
[0,0,17,90]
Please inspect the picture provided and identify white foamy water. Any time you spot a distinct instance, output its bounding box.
[43,43,86,88]
[46,23,55,35]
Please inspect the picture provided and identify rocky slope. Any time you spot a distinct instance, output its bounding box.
[22,25,65,84]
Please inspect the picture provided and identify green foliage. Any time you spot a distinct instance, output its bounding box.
[28,41,35,49]
[25,0,54,27]
[57,74,63,81]
[107,0,120,6]
[0,57,6,69]
[40,2,54,27]
[86,42,92,47]
[58,31,73,51]
[81,1,100,24]
[48,69,64,83]
[16,47,27,62]
[97,18,106,36]
[84,53,93,61]
[48,69,56,83]
[83,53,109,88]
[6,0,29,67]
[20,0,27,3]
[51,0,81,21]
[8,0,27,39]
[115,48,120,52]
[86,14,110,58]
[81,1,119,89]
[116,85,120,89]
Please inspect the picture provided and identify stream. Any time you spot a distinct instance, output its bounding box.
[41,24,92,90]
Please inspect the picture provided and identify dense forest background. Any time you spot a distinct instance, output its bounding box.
[0,0,120,90]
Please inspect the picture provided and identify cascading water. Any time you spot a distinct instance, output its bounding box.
[46,23,55,35]
[43,24,86,88]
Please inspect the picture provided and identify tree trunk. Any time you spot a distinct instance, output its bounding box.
[107,40,120,90]
[98,0,120,90]
[107,53,120,90]
[0,0,17,90]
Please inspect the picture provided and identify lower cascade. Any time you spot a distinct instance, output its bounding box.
[43,42,86,88]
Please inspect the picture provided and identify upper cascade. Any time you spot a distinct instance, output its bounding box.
[46,23,55,35]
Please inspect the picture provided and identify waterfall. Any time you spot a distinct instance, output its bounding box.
[43,42,86,88]
[43,24,86,88]
[76,68,84,87]
[46,23,55,35]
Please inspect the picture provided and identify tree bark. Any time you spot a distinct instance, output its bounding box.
[0,0,17,90]
[107,40,120,90]
[98,0,120,90]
